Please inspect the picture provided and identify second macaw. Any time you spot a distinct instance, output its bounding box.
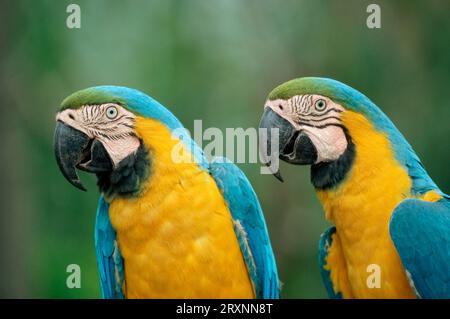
[53,86,279,298]
[259,77,450,299]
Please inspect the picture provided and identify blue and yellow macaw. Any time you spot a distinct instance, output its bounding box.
[259,77,450,298]
[53,86,279,298]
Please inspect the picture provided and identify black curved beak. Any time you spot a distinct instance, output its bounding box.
[54,121,113,191]
[259,108,317,182]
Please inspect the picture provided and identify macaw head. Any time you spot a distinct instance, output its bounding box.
[259,77,434,191]
[54,85,201,197]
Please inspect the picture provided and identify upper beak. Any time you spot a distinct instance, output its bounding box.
[54,121,112,191]
[259,108,318,181]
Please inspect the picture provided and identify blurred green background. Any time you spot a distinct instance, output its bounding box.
[0,0,448,298]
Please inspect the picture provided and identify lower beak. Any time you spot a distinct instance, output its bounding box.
[54,121,112,191]
[259,108,318,181]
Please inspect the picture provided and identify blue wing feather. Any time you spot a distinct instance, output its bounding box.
[94,196,125,299]
[390,197,450,298]
[318,226,342,299]
[209,157,280,299]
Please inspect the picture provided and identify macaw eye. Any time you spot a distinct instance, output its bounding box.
[314,99,327,111]
[105,106,118,119]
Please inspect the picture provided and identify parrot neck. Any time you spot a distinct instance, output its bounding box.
[96,142,151,199]
[310,129,355,189]
[355,103,439,196]
[130,116,208,199]
[316,111,413,227]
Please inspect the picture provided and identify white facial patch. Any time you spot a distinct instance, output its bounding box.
[56,104,140,167]
[301,125,348,162]
[265,94,348,163]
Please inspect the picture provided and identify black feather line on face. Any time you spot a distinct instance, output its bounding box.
[310,129,355,190]
[295,122,345,130]
[300,116,342,123]
[309,108,343,116]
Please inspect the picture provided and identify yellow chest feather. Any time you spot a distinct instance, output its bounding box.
[108,117,254,298]
[318,111,417,298]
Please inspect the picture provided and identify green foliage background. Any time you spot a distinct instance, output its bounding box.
[0,0,448,298]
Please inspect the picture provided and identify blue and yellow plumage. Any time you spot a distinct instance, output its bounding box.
[55,86,280,299]
[261,77,450,298]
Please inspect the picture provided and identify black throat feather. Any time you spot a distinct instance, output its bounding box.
[310,132,355,190]
[96,142,151,198]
